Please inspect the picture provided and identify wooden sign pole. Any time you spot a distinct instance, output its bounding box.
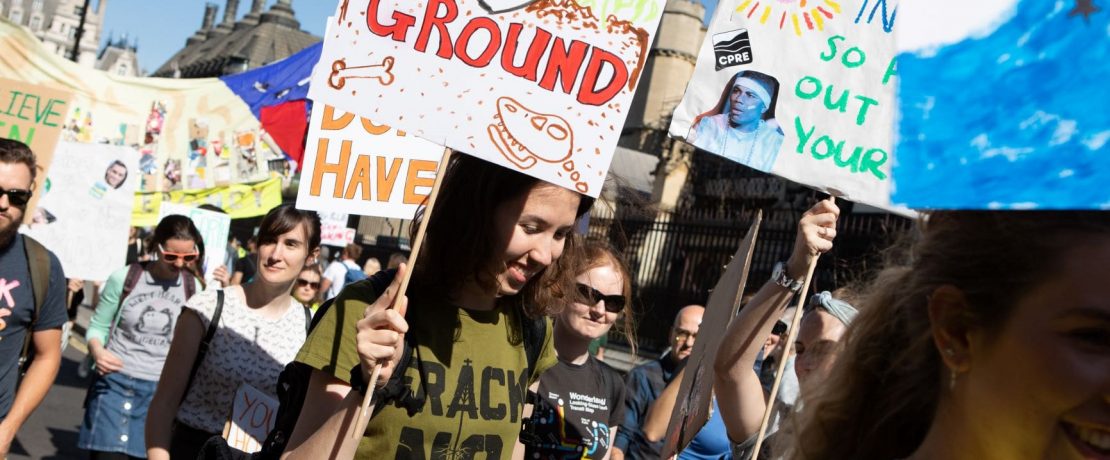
[352,148,453,437]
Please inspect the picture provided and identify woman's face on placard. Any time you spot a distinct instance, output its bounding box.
[490,182,580,297]
[106,163,127,188]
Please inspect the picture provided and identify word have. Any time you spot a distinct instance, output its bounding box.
[794,35,896,127]
[0,90,67,144]
[310,107,435,204]
[366,0,632,106]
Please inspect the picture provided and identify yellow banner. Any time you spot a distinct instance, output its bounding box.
[132,177,283,227]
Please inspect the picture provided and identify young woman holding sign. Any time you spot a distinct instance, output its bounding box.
[788,212,1110,460]
[145,205,321,460]
[282,154,594,459]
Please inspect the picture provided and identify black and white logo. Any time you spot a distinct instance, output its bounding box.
[714,29,754,70]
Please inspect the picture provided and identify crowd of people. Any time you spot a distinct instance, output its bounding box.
[0,134,1107,460]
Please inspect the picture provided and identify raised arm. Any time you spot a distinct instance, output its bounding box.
[712,199,838,442]
[145,309,205,460]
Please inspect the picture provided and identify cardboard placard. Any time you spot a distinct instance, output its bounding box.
[222,383,279,454]
[0,78,73,223]
[320,212,357,247]
[893,0,1110,209]
[157,203,231,281]
[669,0,906,213]
[295,105,443,219]
[21,142,138,282]
[308,0,667,197]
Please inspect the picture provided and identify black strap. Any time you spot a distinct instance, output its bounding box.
[183,290,224,403]
[302,306,311,335]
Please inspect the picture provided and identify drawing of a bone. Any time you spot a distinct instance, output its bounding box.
[328,57,396,90]
[487,96,574,170]
[478,0,538,14]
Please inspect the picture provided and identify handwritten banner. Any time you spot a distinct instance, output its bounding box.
[319,212,357,247]
[308,0,667,197]
[21,142,138,282]
[893,0,1110,209]
[0,78,73,223]
[131,177,282,227]
[222,384,279,454]
[295,105,443,219]
[669,0,905,213]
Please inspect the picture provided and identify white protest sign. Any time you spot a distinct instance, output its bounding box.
[158,202,231,281]
[222,383,279,454]
[319,212,357,247]
[22,142,139,282]
[309,0,667,197]
[669,0,906,213]
[295,104,443,219]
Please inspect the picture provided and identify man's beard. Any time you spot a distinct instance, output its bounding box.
[0,213,19,248]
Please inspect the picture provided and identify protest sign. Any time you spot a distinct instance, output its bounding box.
[319,212,357,247]
[132,177,282,227]
[295,105,443,219]
[21,142,138,282]
[158,203,231,281]
[893,0,1110,209]
[308,0,667,198]
[222,384,279,454]
[0,78,73,223]
[662,213,760,457]
[669,0,904,212]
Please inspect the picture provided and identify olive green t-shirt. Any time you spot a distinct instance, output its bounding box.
[296,280,556,459]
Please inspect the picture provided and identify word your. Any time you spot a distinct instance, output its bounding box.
[793,116,887,181]
[309,107,435,203]
[0,90,67,144]
[366,0,632,106]
[855,0,898,32]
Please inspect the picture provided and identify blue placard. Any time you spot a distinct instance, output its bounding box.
[893,0,1109,209]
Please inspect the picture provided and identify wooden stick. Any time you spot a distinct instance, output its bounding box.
[352,148,453,438]
[749,255,820,459]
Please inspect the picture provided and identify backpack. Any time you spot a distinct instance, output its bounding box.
[19,236,51,375]
[242,270,548,460]
[342,264,367,285]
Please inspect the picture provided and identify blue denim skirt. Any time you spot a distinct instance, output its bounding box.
[78,372,158,457]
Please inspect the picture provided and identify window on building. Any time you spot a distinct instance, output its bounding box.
[74,5,84,16]
[31,0,43,11]
[117,64,129,76]
[29,15,41,31]
[10,9,23,24]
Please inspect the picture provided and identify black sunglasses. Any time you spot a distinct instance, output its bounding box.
[575,283,625,313]
[771,321,788,336]
[296,278,321,290]
[0,188,32,207]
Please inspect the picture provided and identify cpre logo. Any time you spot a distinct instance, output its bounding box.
[714,29,754,70]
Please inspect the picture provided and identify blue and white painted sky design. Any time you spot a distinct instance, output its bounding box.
[893,0,1109,210]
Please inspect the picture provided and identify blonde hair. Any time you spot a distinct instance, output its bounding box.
[787,211,1110,460]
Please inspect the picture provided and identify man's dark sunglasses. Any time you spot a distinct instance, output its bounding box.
[771,321,788,336]
[575,283,626,313]
[0,188,32,207]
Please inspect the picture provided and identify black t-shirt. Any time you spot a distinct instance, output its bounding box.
[233,254,256,283]
[525,356,627,459]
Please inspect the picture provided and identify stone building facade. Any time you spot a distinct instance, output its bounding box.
[0,0,105,66]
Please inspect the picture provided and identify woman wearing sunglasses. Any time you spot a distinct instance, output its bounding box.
[291,265,323,314]
[80,214,205,460]
[518,241,635,459]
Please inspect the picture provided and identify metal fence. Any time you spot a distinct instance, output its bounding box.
[586,209,911,353]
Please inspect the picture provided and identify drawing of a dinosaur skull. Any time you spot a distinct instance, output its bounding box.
[487,97,575,170]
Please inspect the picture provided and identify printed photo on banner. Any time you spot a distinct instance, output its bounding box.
[296,104,443,220]
[309,0,667,197]
[0,77,73,223]
[669,0,906,213]
[893,0,1110,210]
[21,142,139,282]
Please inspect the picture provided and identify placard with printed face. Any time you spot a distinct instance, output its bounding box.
[669,0,905,213]
[308,0,667,198]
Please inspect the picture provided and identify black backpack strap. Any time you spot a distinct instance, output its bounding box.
[183,289,224,403]
[522,314,547,382]
[303,305,312,335]
[20,236,50,374]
